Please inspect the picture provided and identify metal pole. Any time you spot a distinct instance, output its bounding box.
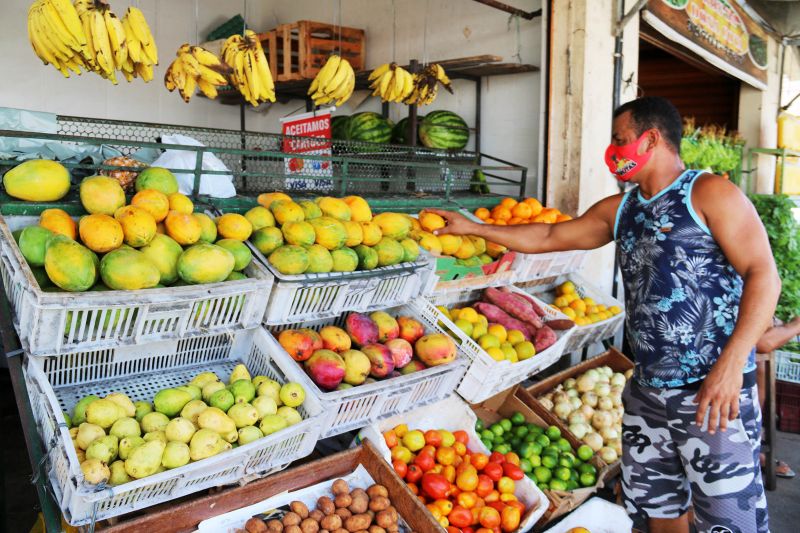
[407,59,419,192]
[475,77,482,158]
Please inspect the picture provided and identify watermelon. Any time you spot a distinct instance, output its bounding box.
[347,112,392,145]
[419,110,470,150]
[391,115,425,145]
[331,115,350,140]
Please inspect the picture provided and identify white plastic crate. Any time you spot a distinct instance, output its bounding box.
[433,260,518,295]
[520,273,625,354]
[23,328,324,526]
[250,242,435,326]
[266,298,468,438]
[0,215,273,355]
[776,350,800,384]
[430,286,573,403]
[357,395,549,532]
[513,250,588,283]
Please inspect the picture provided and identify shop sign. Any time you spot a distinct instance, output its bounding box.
[280,110,333,191]
[644,0,769,89]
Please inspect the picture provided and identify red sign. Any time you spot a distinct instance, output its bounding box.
[282,113,332,153]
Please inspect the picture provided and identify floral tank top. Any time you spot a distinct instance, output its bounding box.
[614,169,755,388]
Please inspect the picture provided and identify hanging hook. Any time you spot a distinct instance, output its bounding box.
[194,0,199,44]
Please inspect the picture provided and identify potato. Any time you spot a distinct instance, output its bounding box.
[366,485,388,499]
[375,509,396,529]
[334,494,352,509]
[368,497,390,512]
[332,530,348,533]
[344,513,372,532]
[369,527,386,533]
[284,526,302,533]
[320,515,342,531]
[246,517,268,533]
[331,479,350,495]
[291,501,310,519]
[335,508,352,519]
[300,518,319,533]
[348,491,369,514]
[317,496,335,515]
[283,512,302,527]
[309,510,324,522]
[266,519,284,532]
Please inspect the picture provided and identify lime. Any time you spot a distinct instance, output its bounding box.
[570,469,579,482]
[535,434,550,447]
[520,458,533,473]
[533,466,552,483]
[475,419,485,432]
[529,454,542,468]
[511,412,526,426]
[546,425,561,440]
[538,482,549,490]
[494,443,511,454]
[519,443,535,459]
[556,438,572,453]
[554,467,571,481]
[577,444,593,461]
[515,426,529,438]
[481,438,493,450]
[527,423,543,435]
[525,433,537,443]
[490,423,504,436]
[566,479,579,490]
[558,455,575,469]
[500,419,512,432]
[542,455,558,469]
[481,429,494,441]
[510,437,522,449]
[578,463,597,476]
[549,479,568,491]
[492,434,505,445]
[544,445,561,457]
[579,472,596,487]
[530,442,543,455]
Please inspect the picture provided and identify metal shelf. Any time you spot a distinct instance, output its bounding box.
[747,147,800,195]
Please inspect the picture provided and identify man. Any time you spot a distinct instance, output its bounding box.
[427,96,780,533]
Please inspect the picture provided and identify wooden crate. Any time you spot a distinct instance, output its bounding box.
[95,441,436,533]
[272,20,365,81]
[256,30,279,81]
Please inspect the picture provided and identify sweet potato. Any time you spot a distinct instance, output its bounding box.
[473,303,533,339]
[534,325,557,352]
[483,287,544,329]
[506,288,548,317]
[545,319,575,330]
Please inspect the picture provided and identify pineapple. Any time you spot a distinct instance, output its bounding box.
[100,156,145,192]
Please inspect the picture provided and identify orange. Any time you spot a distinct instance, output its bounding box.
[491,206,512,221]
[556,213,573,222]
[484,218,495,224]
[511,202,532,219]
[523,197,544,217]
[474,207,490,220]
[494,220,507,226]
[499,197,518,209]
[507,217,524,225]
[533,210,558,223]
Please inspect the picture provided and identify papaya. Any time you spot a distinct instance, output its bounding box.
[415,230,442,255]
[192,213,217,243]
[216,213,253,241]
[244,206,275,230]
[282,221,316,247]
[44,237,97,292]
[360,221,383,246]
[131,189,170,222]
[309,217,347,250]
[257,192,292,209]
[298,200,322,220]
[343,196,372,222]
[80,176,126,215]
[250,227,284,255]
[168,193,194,214]
[305,244,334,273]
[135,167,179,195]
[354,245,378,270]
[270,201,305,225]
[372,212,411,240]
[39,209,77,240]
[114,206,157,247]
[79,214,124,253]
[268,245,309,275]
[373,237,405,267]
[226,271,247,281]
[331,247,358,272]
[100,248,160,290]
[164,211,201,245]
[343,221,363,247]
[215,239,252,271]
[177,244,235,284]
[19,226,54,266]
[4,159,70,202]
[315,197,351,221]
[400,238,420,262]
[139,234,183,285]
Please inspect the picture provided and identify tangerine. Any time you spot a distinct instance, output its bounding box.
[507,217,524,225]
[491,206,512,221]
[499,197,518,209]
[523,197,544,216]
[474,207,490,220]
[556,213,573,222]
[511,202,532,219]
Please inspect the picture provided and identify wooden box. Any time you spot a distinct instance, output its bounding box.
[271,20,366,81]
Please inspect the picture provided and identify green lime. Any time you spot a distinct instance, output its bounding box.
[494,443,511,454]
[525,433,537,443]
[475,419,485,432]
[535,434,550,447]
[519,443,535,459]
[527,423,543,435]
[530,442,543,455]
[511,412,526,426]
[558,455,575,469]
[546,425,561,440]
[577,444,593,462]
[490,423,504,436]
[520,458,533,473]
[500,419,512,432]
[510,437,522,449]
[481,429,494,441]
[538,482,549,490]
[529,454,542,468]
[542,455,558,469]
[533,466,552,483]
[515,426,529,438]
[544,445,561,457]
[578,463,597,476]
[570,469,579,482]
[566,479,579,490]
[579,472,596,487]
[549,479,568,491]
[481,438,493,450]
[556,438,572,453]
[554,467,571,481]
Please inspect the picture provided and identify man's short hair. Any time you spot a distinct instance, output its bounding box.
[613,97,683,153]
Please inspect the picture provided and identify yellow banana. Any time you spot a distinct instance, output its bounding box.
[334,71,355,105]
[78,9,97,70]
[243,48,261,103]
[40,0,80,52]
[391,68,405,102]
[252,48,275,100]
[401,68,414,100]
[190,46,223,68]
[310,54,341,95]
[164,62,177,91]
[35,5,72,60]
[179,73,197,103]
[197,64,227,86]
[178,51,202,79]
[90,9,113,79]
[73,0,92,18]
[121,16,143,64]
[104,10,127,69]
[323,58,350,96]
[368,62,390,81]
[135,61,153,82]
[48,0,86,47]
[169,60,187,92]
[126,7,157,65]
[28,9,57,66]
[197,78,219,99]
[378,69,393,100]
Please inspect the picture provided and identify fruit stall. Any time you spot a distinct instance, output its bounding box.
[1,3,632,532]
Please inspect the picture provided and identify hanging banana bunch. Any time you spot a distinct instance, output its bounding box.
[27,0,87,77]
[121,6,158,82]
[221,29,276,107]
[368,62,414,103]
[307,55,356,106]
[164,44,230,103]
[403,63,453,106]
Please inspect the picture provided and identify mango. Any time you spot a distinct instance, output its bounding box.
[298,200,322,220]
[80,176,126,215]
[44,237,97,291]
[454,237,476,259]
[217,213,253,241]
[354,244,378,270]
[19,226,54,266]
[304,349,346,390]
[139,234,183,285]
[385,338,414,368]
[372,212,411,240]
[468,235,487,255]
[400,238,420,262]
[193,213,217,243]
[270,200,305,225]
[177,243,235,284]
[373,237,405,267]
[309,216,348,250]
[39,208,77,239]
[416,230,442,255]
[414,333,458,366]
[362,343,395,378]
[343,221,363,247]
[250,226,284,255]
[257,191,292,209]
[4,159,70,202]
[331,247,358,272]
[164,210,201,245]
[268,245,309,275]
[360,221,383,246]
[316,197,351,221]
[244,206,275,230]
[342,349,371,385]
[370,311,400,342]
[215,239,252,271]
[345,312,379,346]
[438,234,463,256]
[398,316,425,343]
[305,244,334,273]
[343,196,372,222]
[135,167,179,195]
[282,221,316,247]
[100,247,160,290]
[131,189,170,222]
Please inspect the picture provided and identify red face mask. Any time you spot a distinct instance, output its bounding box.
[604,131,653,182]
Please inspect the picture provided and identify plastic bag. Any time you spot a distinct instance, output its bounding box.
[149,134,236,198]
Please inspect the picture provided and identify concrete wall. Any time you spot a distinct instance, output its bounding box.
[0,0,543,191]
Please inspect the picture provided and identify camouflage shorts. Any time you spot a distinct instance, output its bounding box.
[621,380,768,533]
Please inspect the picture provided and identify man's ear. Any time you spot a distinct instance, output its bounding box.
[642,128,660,154]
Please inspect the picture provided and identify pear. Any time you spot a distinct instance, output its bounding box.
[124,440,166,479]
[165,417,196,444]
[230,379,256,404]
[153,388,193,418]
[259,414,288,436]
[190,371,220,389]
[143,430,167,443]
[76,423,106,450]
[119,436,145,460]
[279,383,305,408]
[180,400,208,426]
[227,403,259,429]
[251,375,270,389]
[86,435,119,463]
[256,380,282,406]
[134,401,153,422]
[140,412,169,433]
[237,426,263,445]
[63,411,72,428]
[110,417,141,439]
[197,407,238,443]
[109,460,131,486]
[72,395,99,426]
[81,458,110,485]
[105,393,136,418]
[86,399,124,429]
[208,389,234,412]
[202,381,226,403]
[161,441,191,469]
[228,364,251,385]
[277,406,303,426]
[175,385,202,402]
[252,396,278,419]
[189,428,228,461]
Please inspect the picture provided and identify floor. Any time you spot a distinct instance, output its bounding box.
[2,365,799,532]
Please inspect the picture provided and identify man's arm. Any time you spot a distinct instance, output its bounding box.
[757,317,800,353]
[424,194,623,254]
[692,174,782,433]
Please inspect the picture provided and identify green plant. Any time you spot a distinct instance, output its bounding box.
[681,118,744,176]
[750,194,800,321]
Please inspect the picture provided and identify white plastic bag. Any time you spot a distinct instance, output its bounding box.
[150,134,236,198]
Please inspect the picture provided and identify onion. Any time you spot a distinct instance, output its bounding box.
[542,392,554,403]
[609,437,622,455]
[539,397,554,411]
[592,410,613,430]
[569,396,582,411]
[611,372,626,387]
[597,373,610,385]
[568,411,587,425]
[569,422,588,439]
[624,368,634,380]
[579,403,595,419]
[581,391,598,408]
[600,426,619,441]
[554,384,564,392]
[564,377,577,390]
[597,396,614,411]
[553,391,569,404]
[585,369,600,382]
[554,400,573,420]
[599,446,618,464]
[614,405,625,420]
[566,388,579,399]
[583,431,604,452]
[594,383,611,397]
[576,374,596,393]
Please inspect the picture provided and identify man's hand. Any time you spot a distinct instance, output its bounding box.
[694,356,744,434]
[422,209,480,236]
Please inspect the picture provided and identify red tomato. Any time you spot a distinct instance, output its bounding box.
[425,429,444,447]
[502,462,524,480]
[506,500,526,513]
[501,505,521,532]
[421,473,452,500]
[406,464,424,483]
[479,507,501,529]
[476,474,494,497]
[393,459,408,478]
[488,501,505,512]
[420,445,437,457]
[446,527,461,533]
[449,505,474,528]
[415,451,436,472]
[453,430,469,444]
[407,481,419,495]
[471,453,489,470]
[488,452,506,464]
[383,430,398,448]
[483,462,503,482]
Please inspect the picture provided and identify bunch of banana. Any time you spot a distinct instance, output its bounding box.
[221,29,275,107]
[402,64,453,106]
[429,63,453,93]
[368,62,414,103]
[307,55,356,106]
[27,0,87,77]
[121,6,158,82]
[164,44,230,103]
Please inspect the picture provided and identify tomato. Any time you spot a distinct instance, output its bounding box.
[425,429,443,447]
[497,476,515,494]
[501,505,521,532]
[449,505,474,528]
[483,462,503,482]
[439,516,450,528]
[447,527,461,533]
[414,451,436,472]
[506,500,526,514]
[479,506,501,528]
[406,464,423,483]
[462,528,475,533]
[488,501,505,512]
[390,445,412,464]
[476,529,494,533]
[476,474,494,497]
[420,444,437,457]
[453,441,467,457]
[504,452,520,466]
[471,453,489,471]
[457,491,479,509]
[427,503,443,520]
[437,446,457,466]
[421,473,452,500]
[393,459,408,478]
[502,462,524,480]
[457,461,477,476]
[406,481,419,495]
[439,429,456,447]
[383,429,399,448]
[443,464,457,483]
[484,490,500,503]
[393,423,409,437]
[454,430,470,444]
[499,493,517,503]
[488,452,506,464]
[456,468,479,492]
[434,498,454,516]
[430,464,444,474]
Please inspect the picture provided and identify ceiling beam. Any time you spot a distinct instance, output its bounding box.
[471,0,542,20]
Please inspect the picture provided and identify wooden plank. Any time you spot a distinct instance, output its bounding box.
[282,24,292,81]
[299,20,310,78]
